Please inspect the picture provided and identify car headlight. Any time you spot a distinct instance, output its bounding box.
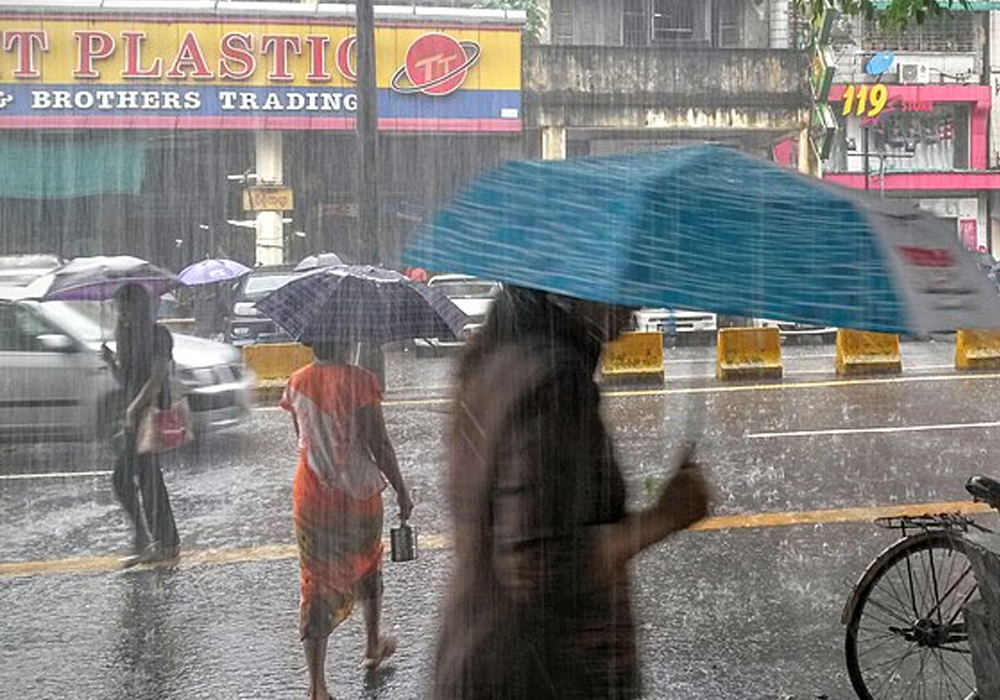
[177,368,200,385]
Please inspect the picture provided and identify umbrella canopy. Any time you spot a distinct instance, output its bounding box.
[178,258,251,286]
[256,264,468,345]
[25,255,181,301]
[404,146,1000,334]
[294,252,344,272]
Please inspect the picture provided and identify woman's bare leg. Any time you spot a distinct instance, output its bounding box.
[359,574,396,669]
[303,636,331,700]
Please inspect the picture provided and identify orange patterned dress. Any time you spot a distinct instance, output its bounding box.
[280,362,387,640]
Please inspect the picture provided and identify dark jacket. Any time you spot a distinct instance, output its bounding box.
[435,292,637,700]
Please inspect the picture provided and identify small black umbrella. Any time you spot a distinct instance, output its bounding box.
[256,265,468,345]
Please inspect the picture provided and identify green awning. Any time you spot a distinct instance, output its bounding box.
[0,135,146,199]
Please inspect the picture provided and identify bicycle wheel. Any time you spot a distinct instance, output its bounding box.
[845,531,979,700]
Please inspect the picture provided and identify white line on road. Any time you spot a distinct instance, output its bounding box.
[0,470,113,481]
[748,421,1000,439]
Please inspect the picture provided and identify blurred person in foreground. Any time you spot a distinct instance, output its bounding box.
[102,283,180,566]
[435,286,712,699]
[280,340,414,700]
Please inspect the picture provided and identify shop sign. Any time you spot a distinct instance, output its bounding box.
[959,218,980,250]
[841,83,889,119]
[244,187,293,212]
[0,15,522,132]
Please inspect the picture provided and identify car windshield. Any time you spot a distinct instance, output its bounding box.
[38,300,113,343]
[243,273,299,297]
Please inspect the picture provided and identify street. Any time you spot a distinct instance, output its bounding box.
[2,339,999,700]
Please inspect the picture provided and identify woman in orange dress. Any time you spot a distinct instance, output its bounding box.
[281,341,414,700]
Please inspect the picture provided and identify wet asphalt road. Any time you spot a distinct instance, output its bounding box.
[2,339,1000,699]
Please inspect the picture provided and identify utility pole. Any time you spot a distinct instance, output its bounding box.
[862,125,870,192]
[356,0,379,264]
[354,0,386,388]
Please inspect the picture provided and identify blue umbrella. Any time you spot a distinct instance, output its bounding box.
[178,258,251,286]
[255,265,468,345]
[404,145,1000,334]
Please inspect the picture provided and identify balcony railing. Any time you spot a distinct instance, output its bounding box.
[524,45,809,109]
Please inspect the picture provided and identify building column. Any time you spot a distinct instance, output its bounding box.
[255,131,284,266]
[990,11,1000,169]
[798,127,814,176]
[541,125,566,161]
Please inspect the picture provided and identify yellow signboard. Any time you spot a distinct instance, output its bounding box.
[243,187,294,212]
[0,14,522,130]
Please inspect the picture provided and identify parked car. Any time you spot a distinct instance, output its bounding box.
[0,254,62,287]
[415,274,502,356]
[228,265,303,346]
[632,308,718,334]
[0,290,254,441]
[752,317,836,336]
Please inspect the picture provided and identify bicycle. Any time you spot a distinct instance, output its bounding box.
[841,475,1000,700]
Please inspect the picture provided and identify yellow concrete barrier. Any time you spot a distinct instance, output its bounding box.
[835,329,901,376]
[242,343,314,381]
[716,327,782,381]
[956,329,1000,371]
[600,332,664,385]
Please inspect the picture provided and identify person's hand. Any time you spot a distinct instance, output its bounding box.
[100,343,115,364]
[397,488,414,521]
[654,458,711,533]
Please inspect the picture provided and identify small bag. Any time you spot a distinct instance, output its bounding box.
[136,398,193,454]
[390,520,418,562]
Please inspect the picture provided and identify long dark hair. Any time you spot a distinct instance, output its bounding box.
[456,285,586,387]
[114,282,155,351]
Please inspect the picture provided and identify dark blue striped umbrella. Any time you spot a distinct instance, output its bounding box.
[255,265,468,344]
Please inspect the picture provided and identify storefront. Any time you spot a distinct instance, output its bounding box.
[822,84,1000,253]
[0,4,525,267]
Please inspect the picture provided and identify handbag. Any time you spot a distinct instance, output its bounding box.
[136,397,193,454]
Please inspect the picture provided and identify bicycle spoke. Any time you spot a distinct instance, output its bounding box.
[848,533,982,700]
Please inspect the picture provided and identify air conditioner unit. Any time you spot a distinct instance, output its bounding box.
[898,63,930,84]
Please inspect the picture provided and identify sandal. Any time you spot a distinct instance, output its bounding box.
[361,636,397,670]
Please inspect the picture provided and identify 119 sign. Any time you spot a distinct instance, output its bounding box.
[841,84,888,118]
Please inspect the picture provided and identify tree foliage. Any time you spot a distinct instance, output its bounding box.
[793,0,970,30]
[475,0,547,42]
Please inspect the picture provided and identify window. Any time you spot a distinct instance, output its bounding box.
[0,304,59,352]
[862,13,977,52]
[712,0,741,48]
[652,0,696,42]
[550,0,574,44]
[827,103,970,174]
[624,0,648,47]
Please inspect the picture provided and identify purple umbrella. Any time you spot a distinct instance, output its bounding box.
[24,255,181,301]
[179,258,251,286]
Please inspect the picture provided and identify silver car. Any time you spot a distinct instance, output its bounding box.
[0,292,254,441]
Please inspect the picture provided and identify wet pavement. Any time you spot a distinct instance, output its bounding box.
[2,338,1000,699]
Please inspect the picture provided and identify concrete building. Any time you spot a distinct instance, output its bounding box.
[818,9,1000,253]
[521,0,810,164]
[0,2,527,268]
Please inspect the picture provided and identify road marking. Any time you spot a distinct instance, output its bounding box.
[0,470,113,481]
[247,372,1000,410]
[1,500,992,579]
[748,420,1000,439]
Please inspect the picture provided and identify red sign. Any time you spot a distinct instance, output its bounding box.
[897,247,955,267]
[336,32,481,97]
[959,218,979,250]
